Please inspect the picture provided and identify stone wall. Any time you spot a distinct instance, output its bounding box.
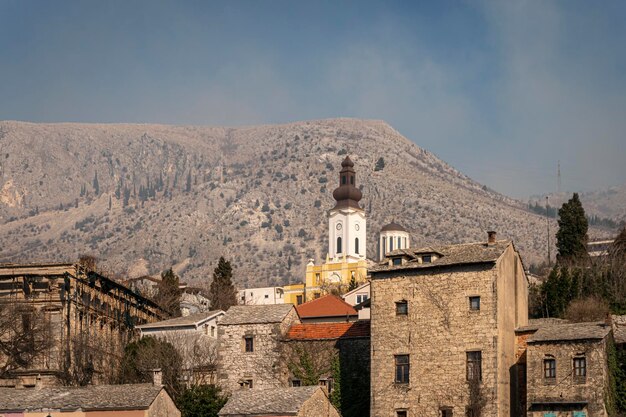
[370,246,527,417]
[217,308,299,393]
[299,388,341,417]
[526,338,609,417]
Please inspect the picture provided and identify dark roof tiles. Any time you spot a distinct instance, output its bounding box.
[218,386,323,415]
[219,304,295,325]
[136,310,223,329]
[373,240,511,273]
[528,321,611,343]
[0,384,163,411]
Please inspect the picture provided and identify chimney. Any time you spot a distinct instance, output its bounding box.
[487,231,497,245]
[605,313,613,328]
[151,368,163,387]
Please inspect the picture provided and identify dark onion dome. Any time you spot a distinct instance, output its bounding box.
[381,222,407,232]
[332,156,363,211]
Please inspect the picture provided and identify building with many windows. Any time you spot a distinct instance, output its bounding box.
[369,232,528,417]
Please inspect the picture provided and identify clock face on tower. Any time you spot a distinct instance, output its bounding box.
[336,223,342,230]
[355,224,360,231]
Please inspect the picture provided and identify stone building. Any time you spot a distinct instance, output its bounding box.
[0,382,180,416]
[217,304,300,393]
[369,233,528,417]
[218,386,340,417]
[0,262,165,387]
[524,321,612,417]
[284,320,371,417]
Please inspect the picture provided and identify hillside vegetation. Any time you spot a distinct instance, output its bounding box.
[0,119,608,287]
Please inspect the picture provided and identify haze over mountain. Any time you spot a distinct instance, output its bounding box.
[0,119,615,287]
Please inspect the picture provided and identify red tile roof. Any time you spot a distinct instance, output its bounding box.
[286,321,370,340]
[295,295,357,318]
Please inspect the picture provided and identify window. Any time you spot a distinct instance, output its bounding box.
[396,411,408,417]
[315,273,321,284]
[422,255,432,263]
[469,296,480,311]
[355,238,359,254]
[291,379,301,387]
[382,237,387,256]
[244,336,254,353]
[395,354,410,384]
[337,237,342,254]
[543,357,556,381]
[398,237,402,248]
[211,326,215,337]
[574,357,586,383]
[466,351,482,381]
[342,175,347,185]
[393,258,402,266]
[390,237,394,251]
[440,407,453,417]
[356,294,369,304]
[244,379,253,389]
[296,295,303,305]
[396,300,408,315]
[350,176,354,185]
[264,294,269,299]
[314,292,321,299]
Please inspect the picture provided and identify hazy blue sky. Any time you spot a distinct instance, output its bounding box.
[1,1,625,198]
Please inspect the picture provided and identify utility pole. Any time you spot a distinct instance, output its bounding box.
[546,196,551,265]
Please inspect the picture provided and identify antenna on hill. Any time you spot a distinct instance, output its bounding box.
[557,161,561,194]
[546,196,551,265]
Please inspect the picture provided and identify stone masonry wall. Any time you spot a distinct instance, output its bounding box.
[371,264,501,417]
[299,388,341,417]
[527,339,609,417]
[217,308,299,393]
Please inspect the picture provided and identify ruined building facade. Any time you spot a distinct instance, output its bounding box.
[0,263,165,387]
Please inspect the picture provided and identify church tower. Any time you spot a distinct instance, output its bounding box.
[328,156,367,262]
[302,156,369,301]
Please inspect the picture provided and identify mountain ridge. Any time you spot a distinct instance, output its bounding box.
[0,118,612,287]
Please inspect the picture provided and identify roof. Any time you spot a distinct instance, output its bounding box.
[286,321,370,340]
[219,304,295,325]
[528,321,611,343]
[371,240,511,273]
[342,281,370,298]
[0,383,164,412]
[516,318,569,332]
[381,222,407,232]
[136,310,223,330]
[218,386,324,416]
[296,295,357,319]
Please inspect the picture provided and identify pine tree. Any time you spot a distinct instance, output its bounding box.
[155,269,181,317]
[209,257,237,311]
[93,172,100,195]
[348,274,358,292]
[374,157,385,172]
[556,193,588,263]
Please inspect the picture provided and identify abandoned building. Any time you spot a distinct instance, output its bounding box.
[0,263,165,387]
[369,232,528,417]
[217,304,300,392]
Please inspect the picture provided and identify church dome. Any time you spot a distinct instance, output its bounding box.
[381,222,407,232]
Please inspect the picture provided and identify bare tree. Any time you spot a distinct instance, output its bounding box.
[0,302,52,377]
[160,332,218,386]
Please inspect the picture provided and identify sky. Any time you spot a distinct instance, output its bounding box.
[1,1,625,198]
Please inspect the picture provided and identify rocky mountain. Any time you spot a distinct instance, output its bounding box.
[528,185,626,225]
[0,119,610,287]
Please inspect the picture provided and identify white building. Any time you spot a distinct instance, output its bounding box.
[238,286,285,305]
[342,282,371,320]
[378,222,410,261]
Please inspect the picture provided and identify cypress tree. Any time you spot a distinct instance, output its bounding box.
[556,193,588,263]
[155,268,181,317]
[209,257,237,311]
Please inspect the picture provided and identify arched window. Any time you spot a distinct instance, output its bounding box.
[355,238,359,254]
[398,237,402,248]
[337,237,342,254]
[382,237,387,256]
[342,175,347,185]
[390,237,394,251]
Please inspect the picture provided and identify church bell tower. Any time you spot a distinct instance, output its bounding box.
[328,156,367,262]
